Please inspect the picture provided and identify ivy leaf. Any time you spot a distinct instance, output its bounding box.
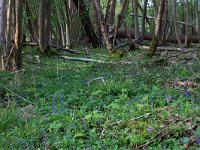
[180,137,190,144]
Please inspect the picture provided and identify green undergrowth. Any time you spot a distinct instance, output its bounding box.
[0,47,200,149]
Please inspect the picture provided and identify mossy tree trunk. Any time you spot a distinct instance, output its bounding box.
[0,0,7,70]
[148,0,166,56]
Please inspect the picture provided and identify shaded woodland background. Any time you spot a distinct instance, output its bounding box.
[0,0,199,69]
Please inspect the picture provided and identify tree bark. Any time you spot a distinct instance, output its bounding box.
[148,0,166,56]
[72,0,100,47]
[39,0,48,54]
[106,0,116,26]
[113,0,129,47]
[93,0,113,53]
[172,0,183,49]
[132,0,140,40]
[0,0,7,69]
[13,0,23,70]
[184,0,189,47]
[64,0,71,48]
[141,0,148,42]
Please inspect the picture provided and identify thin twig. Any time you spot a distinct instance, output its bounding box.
[0,83,32,104]
[87,77,106,85]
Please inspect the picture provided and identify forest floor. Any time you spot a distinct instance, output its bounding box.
[0,47,200,149]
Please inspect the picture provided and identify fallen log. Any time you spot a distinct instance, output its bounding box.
[138,46,189,51]
[116,30,200,43]
[61,55,135,64]
[61,56,101,63]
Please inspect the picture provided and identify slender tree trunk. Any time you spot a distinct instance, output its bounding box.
[195,0,200,42]
[93,0,113,53]
[45,0,51,46]
[64,0,71,48]
[172,0,183,49]
[55,1,65,47]
[132,0,140,40]
[26,1,38,42]
[0,0,7,69]
[141,0,148,42]
[148,0,166,56]
[184,0,189,47]
[113,0,129,47]
[106,0,116,26]
[13,0,23,70]
[39,0,51,54]
[39,0,47,54]
[5,0,12,52]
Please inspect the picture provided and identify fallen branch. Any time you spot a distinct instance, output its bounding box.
[101,106,173,135]
[49,44,82,54]
[87,77,106,85]
[139,46,198,52]
[61,56,102,63]
[61,55,135,64]
[135,118,198,149]
[0,83,32,104]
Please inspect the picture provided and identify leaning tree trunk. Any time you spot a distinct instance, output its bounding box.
[113,0,129,47]
[0,0,7,70]
[93,0,113,53]
[72,0,100,47]
[148,0,166,56]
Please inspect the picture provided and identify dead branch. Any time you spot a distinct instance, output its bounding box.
[139,46,198,52]
[87,77,106,85]
[61,55,135,64]
[135,118,198,149]
[49,44,82,54]
[61,56,101,63]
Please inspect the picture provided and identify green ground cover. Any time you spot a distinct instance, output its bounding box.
[0,47,200,149]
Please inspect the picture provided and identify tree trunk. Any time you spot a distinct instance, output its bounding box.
[72,0,100,47]
[106,0,116,26]
[13,0,23,70]
[64,0,71,48]
[132,0,140,40]
[172,0,183,49]
[93,0,113,53]
[113,0,129,47]
[195,0,200,42]
[0,0,7,70]
[141,0,148,42]
[45,0,51,46]
[55,1,65,47]
[39,0,50,54]
[184,0,189,48]
[39,0,47,54]
[148,0,166,56]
